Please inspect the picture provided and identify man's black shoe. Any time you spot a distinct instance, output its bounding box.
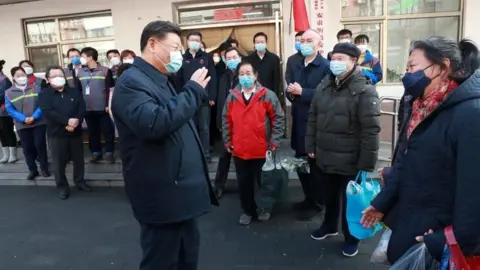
[27,171,39,180]
[41,171,51,178]
[90,155,102,164]
[58,188,70,200]
[76,182,92,192]
[292,199,314,211]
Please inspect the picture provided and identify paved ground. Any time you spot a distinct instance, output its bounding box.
[0,186,388,270]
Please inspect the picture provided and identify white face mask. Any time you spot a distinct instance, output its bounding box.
[123,58,134,64]
[339,38,351,44]
[15,76,27,85]
[110,57,121,66]
[80,57,88,65]
[50,77,66,87]
[357,44,368,53]
[23,66,33,75]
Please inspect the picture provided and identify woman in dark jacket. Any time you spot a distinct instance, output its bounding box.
[0,59,18,163]
[362,36,480,264]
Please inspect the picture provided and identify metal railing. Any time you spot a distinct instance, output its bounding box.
[380,96,402,160]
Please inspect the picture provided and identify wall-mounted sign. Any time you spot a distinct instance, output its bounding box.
[313,0,325,55]
[214,8,244,21]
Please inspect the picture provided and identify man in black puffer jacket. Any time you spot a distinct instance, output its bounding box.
[305,42,380,257]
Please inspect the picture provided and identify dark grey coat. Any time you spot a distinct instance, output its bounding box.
[305,68,381,175]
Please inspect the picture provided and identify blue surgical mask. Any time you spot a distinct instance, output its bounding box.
[71,57,81,65]
[401,69,432,100]
[239,75,255,89]
[188,41,201,51]
[255,43,266,52]
[294,41,301,52]
[226,58,241,71]
[330,61,348,76]
[165,51,183,73]
[300,43,315,57]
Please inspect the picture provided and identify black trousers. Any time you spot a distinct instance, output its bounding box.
[214,148,232,190]
[194,106,210,158]
[0,116,17,147]
[297,158,323,205]
[50,136,85,188]
[233,157,265,216]
[140,219,200,270]
[317,166,359,245]
[84,111,115,155]
[17,125,48,173]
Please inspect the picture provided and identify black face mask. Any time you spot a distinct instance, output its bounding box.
[401,69,432,100]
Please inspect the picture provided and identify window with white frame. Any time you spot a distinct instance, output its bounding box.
[23,12,115,72]
[341,0,462,83]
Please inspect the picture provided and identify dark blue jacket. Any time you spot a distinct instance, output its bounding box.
[285,52,303,85]
[372,72,480,264]
[286,53,330,156]
[0,72,12,116]
[175,49,217,105]
[112,57,218,225]
[358,50,382,85]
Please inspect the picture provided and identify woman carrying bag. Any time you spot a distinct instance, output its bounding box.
[221,60,285,225]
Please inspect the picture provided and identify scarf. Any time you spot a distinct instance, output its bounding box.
[407,79,458,138]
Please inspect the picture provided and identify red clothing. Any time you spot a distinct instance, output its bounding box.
[224,87,284,160]
[408,79,458,138]
[28,75,36,85]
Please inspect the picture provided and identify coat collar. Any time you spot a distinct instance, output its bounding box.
[184,49,206,59]
[296,53,328,68]
[132,56,169,85]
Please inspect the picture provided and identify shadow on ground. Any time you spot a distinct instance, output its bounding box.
[0,186,388,270]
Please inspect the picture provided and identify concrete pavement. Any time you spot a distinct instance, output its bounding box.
[0,186,388,270]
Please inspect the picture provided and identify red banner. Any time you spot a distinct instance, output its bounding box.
[293,0,310,32]
[214,8,244,21]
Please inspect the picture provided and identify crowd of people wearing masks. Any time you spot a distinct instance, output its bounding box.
[1,19,480,269]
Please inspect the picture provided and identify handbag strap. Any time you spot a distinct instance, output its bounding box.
[354,171,366,184]
[445,226,470,270]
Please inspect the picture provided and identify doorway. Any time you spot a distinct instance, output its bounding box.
[181,23,277,56]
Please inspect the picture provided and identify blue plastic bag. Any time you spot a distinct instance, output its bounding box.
[346,171,382,240]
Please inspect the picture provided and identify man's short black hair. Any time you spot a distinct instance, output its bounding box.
[218,42,230,52]
[106,49,120,57]
[66,48,80,58]
[229,38,239,46]
[80,47,99,61]
[224,47,240,57]
[140,20,182,52]
[336,29,353,39]
[253,32,268,43]
[237,60,257,74]
[186,31,203,40]
[354,34,370,44]
[295,31,305,37]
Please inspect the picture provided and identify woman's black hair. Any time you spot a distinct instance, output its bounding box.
[117,63,133,78]
[410,36,480,84]
[18,60,34,68]
[237,60,257,74]
[0,59,5,72]
[10,66,26,77]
